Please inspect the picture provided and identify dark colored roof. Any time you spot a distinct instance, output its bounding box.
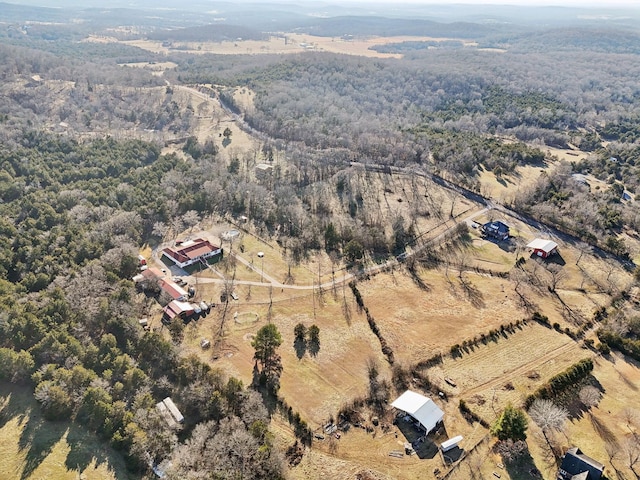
[560,447,604,480]
[483,221,510,234]
[571,472,589,480]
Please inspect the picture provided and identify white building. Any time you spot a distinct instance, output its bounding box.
[391,390,444,434]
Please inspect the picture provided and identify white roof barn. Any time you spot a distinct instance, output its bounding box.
[526,238,559,258]
[391,390,444,434]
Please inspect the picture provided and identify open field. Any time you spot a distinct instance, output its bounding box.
[0,383,132,480]
[435,323,591,420]
[103,33,477,59]
[445,352,640,480]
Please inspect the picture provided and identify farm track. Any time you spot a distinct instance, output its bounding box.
[458,338,587,399]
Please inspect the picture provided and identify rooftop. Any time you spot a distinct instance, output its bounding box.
[527,238,558,253]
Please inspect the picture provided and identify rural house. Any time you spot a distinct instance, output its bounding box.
[162,300,195,322]
[162,238,223,269]
[132,267,166,293]
[557,447,604,480]
[481,220,510,240]
[391,390,444,435]
[527,238,559,258]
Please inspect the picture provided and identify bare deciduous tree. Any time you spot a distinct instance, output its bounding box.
[546,263,567,292]
[624,434,640,476]
[578,386,602,411]
[529,399,568,456]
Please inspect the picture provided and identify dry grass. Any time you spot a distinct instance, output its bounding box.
[445,353,640,480]
[114,34,476,59]
[0,383,131,480]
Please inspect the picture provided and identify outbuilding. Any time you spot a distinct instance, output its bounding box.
[391,390,444,435]
[162,300,194,322]
[527,238,559,258]
[440,435,463,453]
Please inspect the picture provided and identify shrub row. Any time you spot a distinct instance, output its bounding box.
[524,358,593,408]
[534,311,594,340]
[349,282,395,364]
[449,319,526,356]
[597,329,640,362]
[276,397,313,446]
[459,399,490,428]
[413,353,443,370]
[531,311,550,326]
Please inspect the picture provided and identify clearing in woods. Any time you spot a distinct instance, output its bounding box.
[111,34,478,59]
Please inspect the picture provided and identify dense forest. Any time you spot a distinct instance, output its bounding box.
[1,1,640,477]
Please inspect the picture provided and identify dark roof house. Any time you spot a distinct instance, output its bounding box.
[481,221,510,240]
[557,447,604,480]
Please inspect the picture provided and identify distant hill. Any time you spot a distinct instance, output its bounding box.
[291,16,500,40]
[147,24,268,42]
[507,27,640,54]
[0,2,68,22]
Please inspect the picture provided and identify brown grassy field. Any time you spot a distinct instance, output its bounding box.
[107,33,476,59]
[445,352,640,480]
[0,383,133,480]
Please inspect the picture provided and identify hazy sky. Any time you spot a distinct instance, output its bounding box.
[343,0,639,6]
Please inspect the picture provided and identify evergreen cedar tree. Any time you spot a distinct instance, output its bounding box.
[491,403,528,441]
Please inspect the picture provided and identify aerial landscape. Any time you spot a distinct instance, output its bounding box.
[1,0,640,479]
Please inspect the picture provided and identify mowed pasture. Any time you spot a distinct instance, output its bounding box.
[434,322,591,421]
[0,384,131,480]
[445,352,640,480]
[183,289,386,425]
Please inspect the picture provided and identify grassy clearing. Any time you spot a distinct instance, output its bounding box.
[447,353,640,480]
[0,383,133,480]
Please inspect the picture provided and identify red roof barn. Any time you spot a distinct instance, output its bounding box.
[162,238,222,269]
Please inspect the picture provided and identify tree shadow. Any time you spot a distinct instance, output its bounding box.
[293,337,306,359]
[393,416,444,460]
[459,276,485,308]
[0,382,128,480]
[504,448,543,479]
[406,263,431,291]
[308,338,320,357]
[222,137,231,148]
[64,425,116,474]
[590,414,619,447]
[15,403,67,480]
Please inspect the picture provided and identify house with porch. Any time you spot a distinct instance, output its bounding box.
[481,220,510,240]
[162,238,223,269]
